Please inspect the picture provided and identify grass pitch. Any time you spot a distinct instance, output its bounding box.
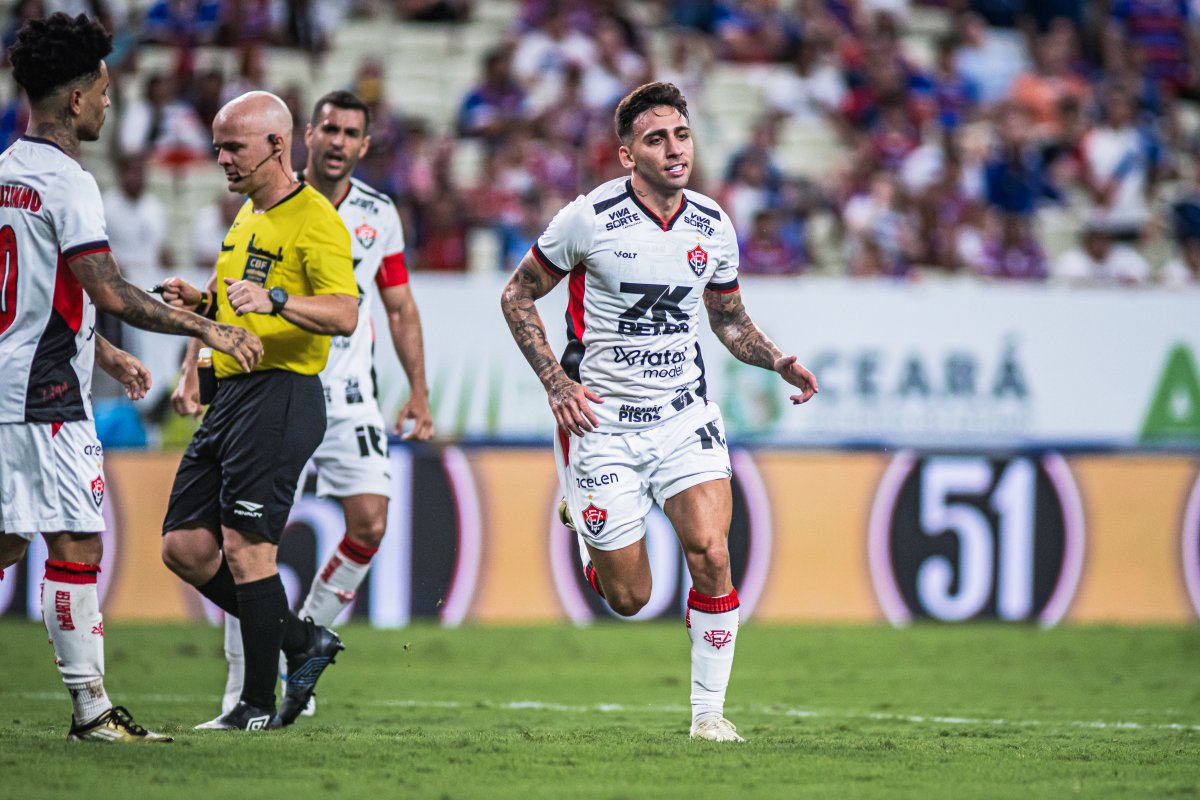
[1,620,1197,799]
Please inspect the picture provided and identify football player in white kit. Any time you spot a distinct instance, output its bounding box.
[171,91,434,715]
[0,13,262,742]
[500,83,818,742]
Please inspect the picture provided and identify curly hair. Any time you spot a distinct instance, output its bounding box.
[9,13,112,104]
[614,82,689,144]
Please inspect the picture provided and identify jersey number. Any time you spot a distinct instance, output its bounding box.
[355,424,385,458]
[0,225,18,336]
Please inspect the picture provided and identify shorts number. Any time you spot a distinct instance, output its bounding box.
[355,424,385,458]
[694,422,725,451]
[0,225,18,336]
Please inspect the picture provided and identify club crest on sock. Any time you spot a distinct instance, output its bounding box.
[703,629,734,650]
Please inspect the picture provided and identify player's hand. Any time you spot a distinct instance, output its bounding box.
[172,363,204,418]
[224,277,272,316]
[774,355,819,405]
[160,277,203,310]
[202,322,263,373]
[98,346,152,401]
[547,374,603,436]
[395,393,435,441]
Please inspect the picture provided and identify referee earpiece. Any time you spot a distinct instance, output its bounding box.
[267,133,281,154]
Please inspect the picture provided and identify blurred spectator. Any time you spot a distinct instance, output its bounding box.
[458,46,528,146]
[928,34,980,131]
[721,147,780,239]
[511,7,595,101]
[580,16,646,110]
[417,193,469,271]
[102,155,177,408]
[117,72,209,166]
[396,0,471,23]
[764,36,846,123]
[1079,88,1163,240]
[186,66,225,128]
[984,103,1060,217]
[1104,0,1197,95]
[714,0,799,63]
[536,63,597,149]
[655,30,714,116]
[498,190,551,269]
[1008,27,1090,139]
[867,98,921,172]
[2,1,44,67]
[974,214,1048,279]
[1161,246,1200,287]
[843,172,918,277]
[0,82,28,150]
[954,11,1029,105]
[191,191,245,273]
[739,208,809,275]
[143,0,221,45]
[1053,222,1151,284]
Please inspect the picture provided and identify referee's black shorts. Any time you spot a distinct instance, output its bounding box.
[163,369,326,544]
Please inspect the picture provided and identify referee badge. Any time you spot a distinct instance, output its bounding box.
[242,234,284,285]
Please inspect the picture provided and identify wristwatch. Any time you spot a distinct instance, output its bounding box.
[268,286,288,315]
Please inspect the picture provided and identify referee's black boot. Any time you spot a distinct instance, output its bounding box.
[274,621,345,727]
[194,700,277,731]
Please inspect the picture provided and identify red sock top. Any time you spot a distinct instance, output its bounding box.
[687,587,740,614]
[44,560,100,585]
[337,536,379,565]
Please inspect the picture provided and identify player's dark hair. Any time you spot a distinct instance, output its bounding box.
[614,82,689,144]
[311,90,371,132]
[8,13,112,105]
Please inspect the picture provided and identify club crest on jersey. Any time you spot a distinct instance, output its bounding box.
[686,244,708,277]
[355,223,377,249]
[90,475,104,508]
[581,503,607,536]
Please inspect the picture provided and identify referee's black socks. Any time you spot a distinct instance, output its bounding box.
[235,575,290,710]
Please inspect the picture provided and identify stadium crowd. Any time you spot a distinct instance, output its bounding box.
[4,0,1200,286]
[1,0,1197,437]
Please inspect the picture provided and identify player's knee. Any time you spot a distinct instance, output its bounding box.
[346,519,386,550]
[606,585,651,617]
[695,542,730,574]
[0,536,28,570]
[161,532,215,583]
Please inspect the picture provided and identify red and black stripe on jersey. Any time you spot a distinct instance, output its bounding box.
[24,242,107,422]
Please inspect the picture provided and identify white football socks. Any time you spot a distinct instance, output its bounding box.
[42,561,111,724]
[298,535,377,626]
[685,587,740,724]
[222,615,244,715]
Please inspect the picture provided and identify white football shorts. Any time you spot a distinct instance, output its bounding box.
[0,421,106,537]
[554,400,732,552]
[307,406,394,500]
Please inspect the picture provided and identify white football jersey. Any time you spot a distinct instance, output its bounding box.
[0,137,109,423]
[318,176,407,416]
[533,177,739,432]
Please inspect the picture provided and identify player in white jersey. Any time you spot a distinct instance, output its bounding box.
[0,13,261,743]
[170,91,434,716]
[500,83,818,743]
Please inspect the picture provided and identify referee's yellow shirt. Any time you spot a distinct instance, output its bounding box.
[212,184,357,378]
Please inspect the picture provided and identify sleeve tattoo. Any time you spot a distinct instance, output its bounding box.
[703,289,782,370]
[73,252,208,337]
[500,254,568,387]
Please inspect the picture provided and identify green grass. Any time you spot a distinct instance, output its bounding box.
[1,621,1198,799]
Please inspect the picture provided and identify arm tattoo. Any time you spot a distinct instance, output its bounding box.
[74,252,208,337]
[704,289,782,370]
[500,255,567,388]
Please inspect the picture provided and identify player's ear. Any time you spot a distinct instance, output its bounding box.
[618,143,634,170]
[268,133,282,153]
[360,134,372,160]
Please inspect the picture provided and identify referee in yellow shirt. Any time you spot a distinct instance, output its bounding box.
[159,92,358,731]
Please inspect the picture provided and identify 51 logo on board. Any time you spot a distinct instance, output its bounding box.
[868,452,1085,625]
